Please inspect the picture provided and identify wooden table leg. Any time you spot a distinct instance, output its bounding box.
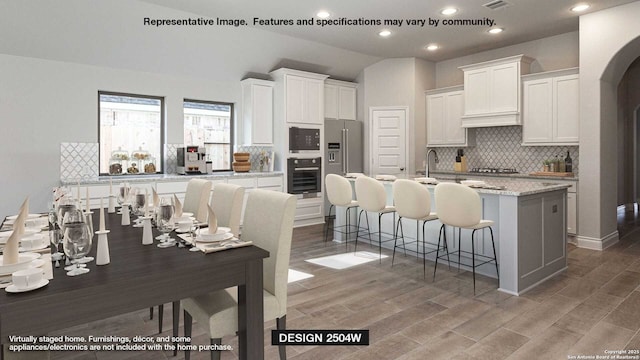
[237,259,264,360]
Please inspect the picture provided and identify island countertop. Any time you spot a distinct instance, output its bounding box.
[356,175,571,197]
[61,171,284,186]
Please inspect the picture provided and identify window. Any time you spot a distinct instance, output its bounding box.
[183,100,233,171]
[99,92,164,175]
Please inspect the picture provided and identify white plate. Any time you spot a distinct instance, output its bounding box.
[460,180,486,187]
[175,228,198,234]
[414,177,439,184]
[6,214,41,220]
[19,243,49,252]
[197,232,234,243]
[0,228,40,239]
[0,253,42,275]
[5,279,49,293]
[196,227,231,236]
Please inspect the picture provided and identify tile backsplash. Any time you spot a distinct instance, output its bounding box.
[60,142,99,182]
[431,127,579,175]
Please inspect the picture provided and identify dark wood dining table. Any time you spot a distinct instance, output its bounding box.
[0,212,268,359]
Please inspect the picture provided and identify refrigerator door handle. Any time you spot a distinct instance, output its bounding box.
[342,128,347,175]
[345,128,349,174]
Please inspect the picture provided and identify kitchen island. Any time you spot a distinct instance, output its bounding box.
[333,177,570,295]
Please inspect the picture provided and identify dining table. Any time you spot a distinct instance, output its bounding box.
[0,211,269,360]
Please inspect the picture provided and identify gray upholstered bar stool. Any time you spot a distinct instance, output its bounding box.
[325,174,360,250]
[391,179,441,276]
[354,176,396,262]
[433,182,499,294]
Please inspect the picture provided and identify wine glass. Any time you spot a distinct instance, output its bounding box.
[57,199,77,235]
[62,209,92,276]
[132,190,146,227]
[117,184,130,214]
[189,222,201,252]
[47,202,63,264]
[156,202,176,248]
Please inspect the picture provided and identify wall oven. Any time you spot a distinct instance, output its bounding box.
[289,127,320,152]
[287,157,321,194]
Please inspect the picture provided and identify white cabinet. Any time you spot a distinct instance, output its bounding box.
[240,79,274,146]
[325,80,357,120]
[426,86,475,147]
[459,55,533,127]
[522,68,579,145]
[271,69,328,125]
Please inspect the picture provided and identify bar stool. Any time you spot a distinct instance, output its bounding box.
[325,174,359,250]
[433,182,499,294]
[354,176,396,262]
[391,179,442,276]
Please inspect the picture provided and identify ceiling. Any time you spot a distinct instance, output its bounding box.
[139,0,637,62]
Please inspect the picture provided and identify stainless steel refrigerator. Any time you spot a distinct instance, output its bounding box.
[324,119,363,215]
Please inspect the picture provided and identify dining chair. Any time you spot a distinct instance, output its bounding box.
[433,182,499,294]
[391,179,441,276]
[354,176,396,262]
[183,178,213,223]
[182,189,297,360]
[324,174,359,250]
[210,183,245,237]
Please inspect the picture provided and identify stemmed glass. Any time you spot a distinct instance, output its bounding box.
[47,202,63,265]
[117,184,130,214]
[62,209,92,276]
[131,189,146,227]
[188,222,201,252]
[156,201,176,248]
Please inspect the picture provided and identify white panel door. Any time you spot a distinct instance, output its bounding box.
[426,94,446,145]
[338,86,357,120]
[251,84,273,145]
[324,84,338,119]
[445,91,465,144]
[553,74,579,143]
[304,79,323,124]
[371,108,406,175]
[491,63,519,113]
[523,78,553,143]
[285,75,305,123]
[464,68,489,115]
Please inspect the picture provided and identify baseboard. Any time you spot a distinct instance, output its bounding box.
[498,266,568,296]
[575,231,619,250]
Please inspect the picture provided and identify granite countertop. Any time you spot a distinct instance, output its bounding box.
[61,171,284,186]
[430,170,578,181]
[347,175,570,197]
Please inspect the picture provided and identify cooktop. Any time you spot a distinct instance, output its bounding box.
[469,167,519,174]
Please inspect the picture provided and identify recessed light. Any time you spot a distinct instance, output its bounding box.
[440,7,458,16]
[488,27,504,34]
[570,3,590,12]
[426,44,439,51]
[316,11,330,19]
[379,30,392,37]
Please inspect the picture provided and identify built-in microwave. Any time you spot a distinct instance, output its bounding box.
[289,127,320,152]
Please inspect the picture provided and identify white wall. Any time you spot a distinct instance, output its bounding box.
[361,58,435,175]
[435,32,579,88]
[578,1,640,249]
[0,0,381,218]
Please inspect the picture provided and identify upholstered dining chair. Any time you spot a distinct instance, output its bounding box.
[210,183,245,237]
[183,178,212,223]
[182,189,297,360]
[152,178,211,339]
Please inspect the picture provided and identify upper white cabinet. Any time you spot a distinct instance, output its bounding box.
[459,55,533,127]
[325,80,357,120]
[522,68,579,145]
[240,79,274,146]
[271,68,328,124]
[426,86,475,147]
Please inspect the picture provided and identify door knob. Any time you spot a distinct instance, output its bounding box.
[400,167,405,172]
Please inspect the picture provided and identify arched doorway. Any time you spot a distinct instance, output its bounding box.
[577,2,640,250]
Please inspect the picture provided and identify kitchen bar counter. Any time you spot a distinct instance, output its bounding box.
[335,176,568,295]
[61,171,284,186]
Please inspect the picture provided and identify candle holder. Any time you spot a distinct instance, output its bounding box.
[142,216,154,245]
[121,203,131,226]
[95,230,111,265]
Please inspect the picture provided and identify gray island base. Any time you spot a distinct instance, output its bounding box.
[334,177,570,296]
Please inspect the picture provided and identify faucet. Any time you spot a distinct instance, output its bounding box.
[426,149,439,178]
